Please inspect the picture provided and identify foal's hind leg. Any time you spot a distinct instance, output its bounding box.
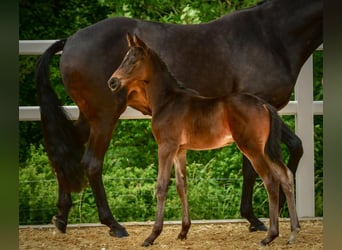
[53,113,89,233]
[240,122,302,232]
[277,165,300,244]
[174,149,191,240]
[245,156,281,245]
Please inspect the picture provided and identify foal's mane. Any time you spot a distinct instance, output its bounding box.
[146,47,200,96]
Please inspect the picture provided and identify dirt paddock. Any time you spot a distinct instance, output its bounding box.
[19,219,323,250]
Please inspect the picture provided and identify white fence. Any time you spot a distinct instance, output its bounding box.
[19,40,323,218]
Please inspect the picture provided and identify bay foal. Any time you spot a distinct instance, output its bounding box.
[108,34,300,246]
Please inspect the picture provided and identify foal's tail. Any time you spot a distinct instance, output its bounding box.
[264,103,283,165]
[35,39,86,193]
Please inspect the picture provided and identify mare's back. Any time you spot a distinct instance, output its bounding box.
[60,3,299,104]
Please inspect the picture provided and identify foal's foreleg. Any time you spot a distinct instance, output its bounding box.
[174,149,191,240]
[142,144,177,247]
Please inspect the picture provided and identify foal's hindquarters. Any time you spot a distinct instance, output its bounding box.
[142,93,300,246]
[226,94,300,245]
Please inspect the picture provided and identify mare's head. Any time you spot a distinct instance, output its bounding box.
[108,33,152,114]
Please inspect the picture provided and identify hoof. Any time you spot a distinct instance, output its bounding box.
[249,223,268,232]
[287,227,300,244]
[109,227,129,238]
[177,233,187,240]
[260,240,268,246]
[260,234,277,246]
[141,241,153,247]
[52,216,66,233]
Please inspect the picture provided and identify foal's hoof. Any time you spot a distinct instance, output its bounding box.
[109,227,129,238]
[260,235,277,246]
[249,222,268,232]
[141,241,153,247]
[177,233,187,240]
[52,216,66,233]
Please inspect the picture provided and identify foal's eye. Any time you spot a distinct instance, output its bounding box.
[124,51,137,65]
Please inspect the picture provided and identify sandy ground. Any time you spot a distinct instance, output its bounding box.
[19,219,323,250]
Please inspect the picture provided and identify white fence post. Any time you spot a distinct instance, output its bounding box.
[294,56,315,217]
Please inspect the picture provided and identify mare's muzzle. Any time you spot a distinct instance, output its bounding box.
[108,77,122,92]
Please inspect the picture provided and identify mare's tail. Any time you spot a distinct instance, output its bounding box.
[264,103,283,165]
[35,39,86,193]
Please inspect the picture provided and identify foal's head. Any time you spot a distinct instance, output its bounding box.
[108,33,153,114]
[108,33,152,93]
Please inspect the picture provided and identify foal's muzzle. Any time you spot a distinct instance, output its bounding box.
[108,77,122,92]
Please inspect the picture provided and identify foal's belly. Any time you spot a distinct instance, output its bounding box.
[180,130,235,151]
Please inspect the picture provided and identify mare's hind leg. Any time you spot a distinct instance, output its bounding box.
[174,149,191,240]
[82,111,128,237]
[240,156,267,232]
[53,113,90,233]
[52,186,72,233]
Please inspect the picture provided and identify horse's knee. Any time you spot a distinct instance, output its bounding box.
[81,150,102,178]
[156,183,169,200]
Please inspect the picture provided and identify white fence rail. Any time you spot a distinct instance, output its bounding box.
[19,40,323,218]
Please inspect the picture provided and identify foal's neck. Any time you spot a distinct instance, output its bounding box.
[145,52,187,113]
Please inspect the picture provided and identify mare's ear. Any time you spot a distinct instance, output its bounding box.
[133,34,147,50]
[126,32,134,48]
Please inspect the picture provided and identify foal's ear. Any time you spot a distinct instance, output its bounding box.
[126,32,134,48]
[133,34,147,50]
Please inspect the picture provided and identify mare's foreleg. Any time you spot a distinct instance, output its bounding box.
[82,115,128,238]
[240,156,268,232]
[142,144,177,247]
[174,149,191,240]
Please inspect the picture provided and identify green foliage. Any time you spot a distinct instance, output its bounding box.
[19,0,323,225]
[19,144,58,224]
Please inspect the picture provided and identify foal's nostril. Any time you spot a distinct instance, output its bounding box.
[108,77,121,92]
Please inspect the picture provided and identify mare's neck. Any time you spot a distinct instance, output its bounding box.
[263,0,322,74]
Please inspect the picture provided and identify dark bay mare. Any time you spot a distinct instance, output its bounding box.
[35,0,322,238]
[109,33,300,246]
